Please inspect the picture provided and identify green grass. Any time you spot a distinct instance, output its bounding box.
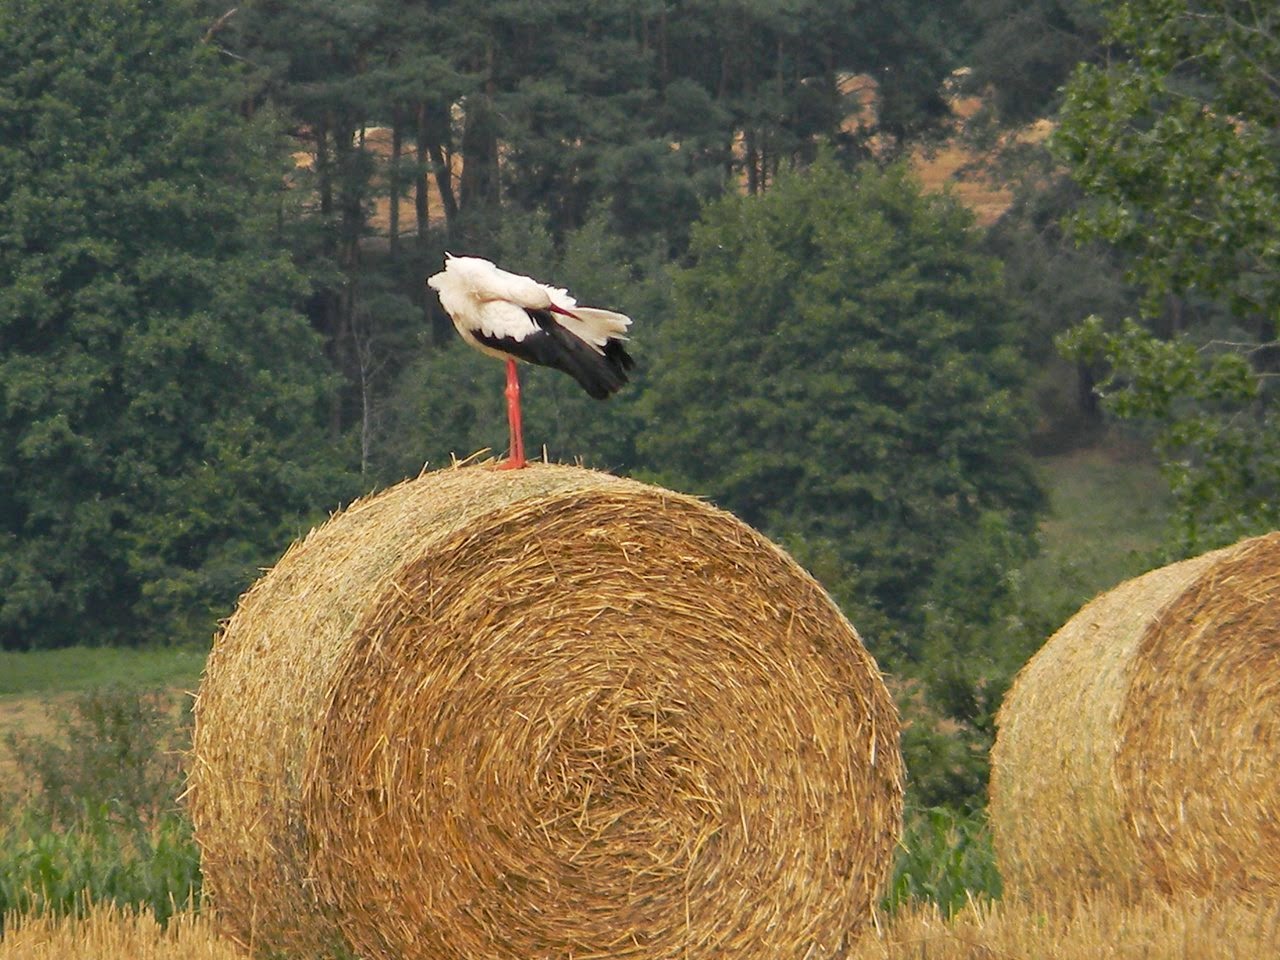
[1021,435,1172,634]
[0,809,200,925]
[0,647,206,698]
[1,687,201,926]
[885,807,1001,915]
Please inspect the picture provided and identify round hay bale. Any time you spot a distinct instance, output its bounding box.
[187,463,903,960]
[990,531,1280,902]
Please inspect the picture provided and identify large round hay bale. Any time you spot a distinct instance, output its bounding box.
[990,531,1280,902]
[187,463,903,960]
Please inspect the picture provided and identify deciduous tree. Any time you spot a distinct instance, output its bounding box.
[639,156,1043,659]
[0,0,349,648]
[1055,0,1280,546]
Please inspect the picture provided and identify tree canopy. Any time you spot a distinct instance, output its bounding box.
[640,156,1043,657]
[963,0,1104,124]
[0,0,349,648]
[1054,0,1280,547]
[0,0,1130,812]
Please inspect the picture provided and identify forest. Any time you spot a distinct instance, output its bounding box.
[2,0,1279,815]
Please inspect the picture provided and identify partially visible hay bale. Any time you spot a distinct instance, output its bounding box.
[990,532,1280,902]
[187,463,903,960]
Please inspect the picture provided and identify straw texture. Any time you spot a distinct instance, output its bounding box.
[990,532,1280,902]
[187,463,903,960]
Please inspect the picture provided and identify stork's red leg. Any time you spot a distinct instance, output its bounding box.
[505,361,518,460]
[498,358,526,470]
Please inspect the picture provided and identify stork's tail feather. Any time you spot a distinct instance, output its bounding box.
[603,338,634,374]
[545,327,632,400]
[569,306,632,339]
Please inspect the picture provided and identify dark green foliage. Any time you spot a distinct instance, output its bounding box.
[983,174,1142,449]
[1054,0,1280,550]
[963,0,1104,124]
[1056,0,1280,318]
[1,688,199,923]
[479,0,968,235]
[211,0,968,252]
[906,512,1034,807]
[640,156,1044,662]
[1060,314,1280,548]
[885,806,1002,914]
[0,0,351,648]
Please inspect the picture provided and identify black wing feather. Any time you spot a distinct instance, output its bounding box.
[473,309,632,399]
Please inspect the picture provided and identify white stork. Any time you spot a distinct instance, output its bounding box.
[426,254,634,470]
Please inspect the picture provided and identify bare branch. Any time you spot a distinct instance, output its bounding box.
[1197,338,1280,355]
[202,7,238,44]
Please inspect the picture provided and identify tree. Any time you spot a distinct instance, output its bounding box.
[962,0,1104,125]
[203,0,425,439]
[1054,0,1280,547]
[0,0,349,648]
[638,156,1044,662]
[983,173,1142,446]
[196,0,980,484]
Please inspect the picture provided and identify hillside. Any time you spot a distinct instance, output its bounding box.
[325,71,1050,242]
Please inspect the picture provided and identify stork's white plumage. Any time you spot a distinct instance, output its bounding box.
[426,255,634,469]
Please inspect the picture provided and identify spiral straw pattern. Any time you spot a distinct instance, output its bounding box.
[189,463,902,960]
